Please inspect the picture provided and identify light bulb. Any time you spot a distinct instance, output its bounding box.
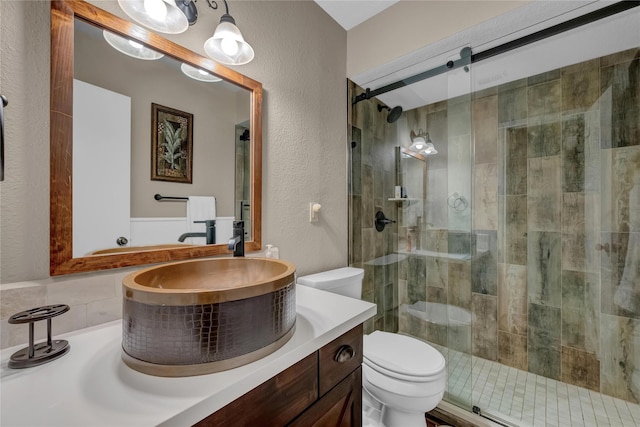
[221,37,239,56]
[198,69,209,76]
[144,0,167,22]
[415,143,424,150]
[128,40,143,49]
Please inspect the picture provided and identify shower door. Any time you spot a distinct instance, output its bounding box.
[396,46,475,411]
[469,10,640,425]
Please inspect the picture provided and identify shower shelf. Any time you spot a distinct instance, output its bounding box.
[388,198,419,201]
[388,197,419,206]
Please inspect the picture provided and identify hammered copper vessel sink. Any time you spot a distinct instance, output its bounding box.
[121,258,297,377]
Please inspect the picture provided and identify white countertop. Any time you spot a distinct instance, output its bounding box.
[0,285,376,427]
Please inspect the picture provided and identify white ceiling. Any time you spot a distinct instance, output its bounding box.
[314,0,398,30]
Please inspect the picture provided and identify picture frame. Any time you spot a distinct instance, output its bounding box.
[151,103,193,183]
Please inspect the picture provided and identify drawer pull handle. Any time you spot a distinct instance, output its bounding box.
[334,345,355,363]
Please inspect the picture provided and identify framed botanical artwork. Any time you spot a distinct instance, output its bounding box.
[151,103,193,183]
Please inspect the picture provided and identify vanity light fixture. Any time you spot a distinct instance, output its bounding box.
[174,0,198,25]
[102,30,165,60]
[203,0,255,65]
[118,0,254,65]
[409,129,438,156]
[180,63,223,82]
[421,142,438,155]
[118,0,189,34]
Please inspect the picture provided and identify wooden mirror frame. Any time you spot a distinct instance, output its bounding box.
[50,0,262,275]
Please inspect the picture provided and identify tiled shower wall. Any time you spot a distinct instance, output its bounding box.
[351,47,640,406]
[348,81,400,334]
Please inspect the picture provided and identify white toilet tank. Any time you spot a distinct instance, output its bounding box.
[297,267,364,299]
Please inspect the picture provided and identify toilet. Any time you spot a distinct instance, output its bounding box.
[298,267,446,427]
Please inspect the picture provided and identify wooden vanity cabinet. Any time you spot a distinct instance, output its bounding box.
[194,324,363,427]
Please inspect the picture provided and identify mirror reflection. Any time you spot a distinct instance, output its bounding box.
[50,0,262,275]
[73,19,251,257]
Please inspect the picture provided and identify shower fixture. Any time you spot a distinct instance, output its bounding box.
[375,211,396,232]
[410,129,438,155]
[377,104,403,123]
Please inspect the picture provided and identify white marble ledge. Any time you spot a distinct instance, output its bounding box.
[396,249,472,261]
[0,285,376,427]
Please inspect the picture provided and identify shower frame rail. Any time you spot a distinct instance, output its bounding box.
[352,0,640,105]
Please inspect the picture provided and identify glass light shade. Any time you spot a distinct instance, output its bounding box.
[410,130,436,154]
[118,0,189,34]
[204,20,255,65]
[103,30,165,60]
[420,143,438,155]
[180,63,223,82]
[410,136,425,151]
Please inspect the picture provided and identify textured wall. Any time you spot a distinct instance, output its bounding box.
[0,0,346,348]
[0,1,51,284]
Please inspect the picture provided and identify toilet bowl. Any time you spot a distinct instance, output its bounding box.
[297,267,447,427]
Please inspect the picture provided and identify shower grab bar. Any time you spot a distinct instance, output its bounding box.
[154,193,188,201]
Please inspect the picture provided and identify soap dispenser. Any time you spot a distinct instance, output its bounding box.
[265,244,280,259]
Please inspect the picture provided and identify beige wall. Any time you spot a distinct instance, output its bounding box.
[347,0,527,77]
[0,0,347,348]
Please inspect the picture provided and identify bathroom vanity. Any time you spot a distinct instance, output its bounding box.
[196,324,364,426]
[0,285,375,426]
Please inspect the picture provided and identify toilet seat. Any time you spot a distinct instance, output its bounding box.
[364,331,446,382]
[363,362,446,398]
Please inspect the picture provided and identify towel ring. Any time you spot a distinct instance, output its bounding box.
[447,192,468,212]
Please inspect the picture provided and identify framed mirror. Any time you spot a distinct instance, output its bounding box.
[50,0,262,275]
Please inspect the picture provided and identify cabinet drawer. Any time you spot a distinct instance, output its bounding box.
[288,367,362,427]
[194,352,318,427]
[318,324,363,396]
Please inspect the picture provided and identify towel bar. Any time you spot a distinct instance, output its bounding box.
[154,193,188,201]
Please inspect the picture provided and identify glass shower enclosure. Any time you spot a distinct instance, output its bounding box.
[349,4,640,426]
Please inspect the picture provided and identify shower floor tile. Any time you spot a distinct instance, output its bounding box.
[431,343,640,427]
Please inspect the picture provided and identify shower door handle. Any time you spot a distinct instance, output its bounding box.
[1,95,7,181]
